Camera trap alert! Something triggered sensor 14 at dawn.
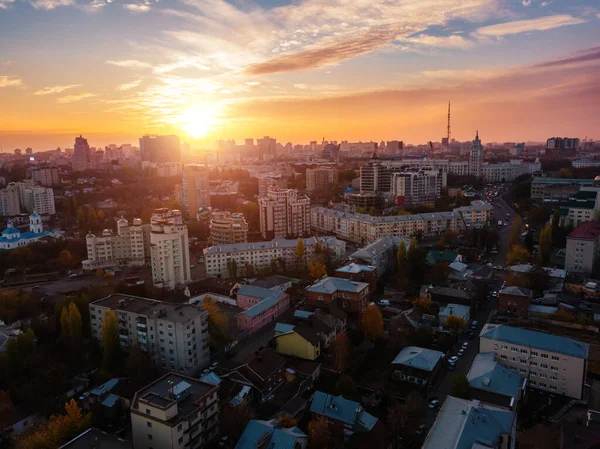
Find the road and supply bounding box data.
[489,193,520,267]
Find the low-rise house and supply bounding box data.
[249,275,293,292]
[479,324,589,399]
[422,396,516,449]
[467,353,524,409]
[438,303,470,325]
[59,428,132,448]
[184,278,241,298]
[391,346,444,387]
[349,236,410,280]
[421,285,475,309]
[236,286,290,335]
[275,324,321,360]
[281,308,346,348]
[335,263,377,292]
[426,250,462,266]
[498,286,533,318]
[305,277,370,316]
[234,419,308,449]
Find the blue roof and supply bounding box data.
[1,227,20,235]
[235,419,306,449]
[294,310,314,319]
[239,290,286,318]
[306,276,369,294]
[199,372,221,386]
[335,263,375,274]
[480,324,589,359]
[238,285,280,300]
[467,353,522,398]
[392,346,444,371]
[275,323,295,334]
[100,393,120,408]
[91,378,119,396]
[310,391,377,431]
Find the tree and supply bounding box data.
[407,239,427,284]
[386,392,426,436]
[87,207,98,229]
[446,315,467,333]
[451,374,471,399]
[67,303,83,343]
[97,209,105,224]
[308,415,330,449]
[60,307,71,341]
[101,310,120,368]
[538,223,552,266]
[226,259,238,278]
[413,297,434,314]
[335,375,359,401]
[361,304,383,341]
[508,216,522,250]
[439,229,458,247]
[203,297,230,349]
[411,327,433,347]
[77,207,86,229]
[59,249,73,268]
[506,245,530,266]
[397,240,407,279]
[429,260,449,285]
[558,167,573,178]
[331,332,350,372]
[295,238,305,270]
[277,257,286,273]
[307,261,327,279]
[244,263,255,278]
[220,402,256,442]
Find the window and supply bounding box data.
[520,358,527,364]
[550,375,558,381]
[541,353,549,359]
[539,382,547,388]
[510,366,516,371]
[511,357,516,362]
[551,355,560,361]
[501,345,508,350]
[550,385,557,391]
[541,363,548,369]
[148,435,153,440]
[501,355,507,360]
[551,366,558,372]
[169,349,174,354]
[520,368,527,374]
[179,437,184,444]
[540,373,547,379]
[511,346,518,352]
[147,422,152,428]
[530,380,537,385]
[530,371,537,377]
[178,423,182,431]
[146,409,151,415]
[520,349,528,354]
[531,361,538,367]
[531,351,538,357]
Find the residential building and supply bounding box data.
[257,175,286,198]
[426,250,462,266]
[130,372,219,449]
[258,187,310,239]
[305,277,370,316]
[344,192,386,212]
[150,209,191,289]
[479,324,589,399]
[306,167,338,193]
[257,136,276,160]
[208,211,248,246]
[59,428,132,448]
[274,323,321,360]
[83,217,151,271]
[281,308,346,348]
[249,275,293,292]
[234,419,308,449]
[140,134,181,163]
[467,353,524,409]
[349,236,410,279]
[390,168,446,207]
[335,263,377,292]
[182,165,210,218]
[72,135,93,171]
[438,303,470,325]
[184,278,241,298]
[573,159,600,169]
[566,222,600,275]
[469,131,483,177]
[547,137,579,150]
[236,285,290,335]
[559,191,600,228]
[422,396,516,449]
[531,177,599,202]
[421,286,475,309]
[311,206,462,245]
[0,212,53,250]
[454,201,494,229]
[21,185,55,215]
[32,167,60,186]
[203,236,345,278]
[90,294,209,374]
[0,184,20,216]
[391,346,444,386]
[498,286,533,318]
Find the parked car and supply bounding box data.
[449,363,456,371]
[461,342,469,350]
[429,400,440,409]
[471,320,478,329]
[378,299,391,306]
[458,349,465,357]
[448,356,459,364]
[416,425,428,436]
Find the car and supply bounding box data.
[448,356,459,364]
[218,436,229,448]
[448,363,456,371]
[378,299,391,306]
[458,349,465,356]
[462,342,469,349]
[31,285,40,290]
[201,369,210,375]
[491,291,498,297]
[69,273,78,278]
[429,400,440,409]
[471,320,478,329]
[210,362,218,370]
[198,257,205,263]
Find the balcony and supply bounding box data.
[136,322,147,329]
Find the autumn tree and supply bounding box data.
[439,229,458,247]
[429,260,450,285]
[508,216,522,250]
[446,315,467,333]
[295,238,305,270]
[226,259,238,278]
[308,415,330,449]
[220,402,256,442]
[506,245,530,266]
[87,207,98,230]
[308,261,327,280]
[331,332,350,372]
[538,223,552,266]
[59,249,73,268]
[361,304,383,341]
[452,374,471,399]
[203,297,230,348]
[77,207,86,230]
[413,297,434,314]
[397,240,407,279]
[386,392,426,437]
[101,310,121,368]
[97,209,105,224]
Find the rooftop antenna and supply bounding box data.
[446,101,451,147]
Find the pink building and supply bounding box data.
[236,285,290,335]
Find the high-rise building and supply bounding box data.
[72,135,92,171]
[306,168,338,193]
[391,168,447,207]
[469,131,483,178]
[566,221,600,276]
[130,372,219,449]
[140,135,181,163]
[208,211,248,246]
[89,294,210,376]
[22,185,55,215]
[257,136,276,160]
[0,185,21,216]
[32,167,60,186]
[150,209,191,289]
[259,187,311,239]
[25,148,33,155]
[547,137,580,149]
[182,166,210,218]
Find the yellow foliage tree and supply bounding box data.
[361,304,383,341]
[446,315,467,332]
[506,245,530,266]
[413,297,434,314]
[307,261,327,280]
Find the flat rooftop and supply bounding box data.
[92,294,206,323]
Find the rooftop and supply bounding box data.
[335,263,376,274]
[234,419,307,449]
[439,303,471,318]
[351,236,410,261]
[532,177,595,185]
[204,236,343,255]
[59,428,132,449]
[250,275,292,289]
[568,221,600,240]
[91,294,206,323]
[237,287,287,319]
[499,286,533,297]
[314,206,462,226]
[467,353,523,398]
[392,346,444,371]
[427,250,461,264]
[480,324,589,359]
[306,276,369,294]
[310,391,377,432]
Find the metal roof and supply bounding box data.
[306,276,369,294]
[234,419,307,449]
[310,391,377,431]
[238,289,286,319]
[392,346,444,371]
[467,353,522,398]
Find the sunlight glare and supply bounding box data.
[178,104,221,139]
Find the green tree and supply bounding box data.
[67,303,83,343]
[101,310,120,368]
[451,374,471,399]
[538,223,552,266]
[397,240,407,279]
[60,307,71,340]
[508,216,522,250]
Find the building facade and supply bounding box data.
[498,286,533,318]
[150,209,191,289]
[0,185,20,216]
[208,211,248,246]
[305,277,370,316]
[182,165,210,218]
[89,294,210,375]
[566,221,600,275]
[306,168,338,193]
[140,134,181,163]
[390,168,447,207]
[0,212,53,250]
[236,285,291,335]
[258,187,311,239]
[32,167,60,186]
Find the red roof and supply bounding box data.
[569,222,600,240]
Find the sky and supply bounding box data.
[0,0,599,150]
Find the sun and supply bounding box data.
[178,104,221,139]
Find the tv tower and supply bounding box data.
[446,101,451,146]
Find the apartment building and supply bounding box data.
[32,167,60,186]
[182,165,210,218]
[236,285,290,335]
[559,191,600,228]
[131,372,219,449]
[203,236,346,278]
[566,221,600,275]
[530,177,599,202]
[479,324,589,399]
[349,236,410,279]
[89,294,210,375]
[258,187,310,239]
[208,211,248,246]
[305,277,370,316]
[22,185,55,215]
[83,217,151,271]
[311,206,462,245]
[469,131,483,177]
[150,209,191,289]
[390,168,447,207]
[306,167,338,193]
[0,185,20,216]
[454,200,494,229]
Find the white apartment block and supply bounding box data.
[203,236,346,278]
[311,206,463,244]
[150,209,191,289]
[89,294,210,376]
[453,201,495,229]
[22,186,55,215]
[479,324,589,399]
[566,222,600,275]
[0,185,21,216]
[306,168,338,193]
[390,169,447,207]
[259,187,311,239]
[208,211,248,246]
[32,167,60,186]
[131,373,219,449]
[83,217,151,271]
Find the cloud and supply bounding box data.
[532,47,600,69]
[0,0,14,9]
[522,0,531,6]
[476,14,587,37]
[34,84,81,95]
[123,3,150,12]
[57,93,96,103]
[399,34,475,49]
[106,59,153,69]
[246,81,261,86]
[30,0,74,9]
[541,2,550,6]
[1,60,13,66]
[117,79,143,91]
[0,76,23,88]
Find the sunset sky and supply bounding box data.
[1,0,599,150]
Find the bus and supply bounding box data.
[124,276,145,287]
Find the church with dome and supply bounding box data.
[0,212,54,250]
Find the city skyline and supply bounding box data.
[1,0,599,149]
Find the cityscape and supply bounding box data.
[1,1,600,449]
